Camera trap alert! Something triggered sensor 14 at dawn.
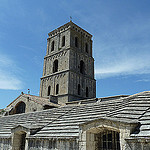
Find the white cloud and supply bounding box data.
[94,14,150,79]
[95,49,150,79]
[136,79,150,82]
[0,54,23,90]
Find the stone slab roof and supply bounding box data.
[1,91,150,139]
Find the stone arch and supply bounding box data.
[51,41,55,51]
[14,101,26,114]
[53,59,58,73]
[80,60,85,74]
[47,86,51,96]
[94,129,120,150]
[83,121,121,150]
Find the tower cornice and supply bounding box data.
[48,21,92,39]
[44,47,94,61]
[41,69,96,81]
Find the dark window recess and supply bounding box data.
[78,84,81,95]
[86,87,89,97]
[53,60,58,73]
[51,41,54,51]
[43,105,55,110]
[62,36,65,47]
[75,37,78,47]
[56,84,59,95]
[16,102,26,114]
[85,43,88,53]
[80,60,85,74]
[20,133,26,150]
[47,86,51,96]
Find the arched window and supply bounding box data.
[75,37,78,47]
[51,41,54,51]
[47,86,51,96]
[86,87,89,97]
[15,102,26,114]
[62,36,65,47]
[80,60,85,74]
[78,84,81,95]
[53,60,58,73]
[96,130,120,150]
[85,43,88,53]
[56,84,59,95]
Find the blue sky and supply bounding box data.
[1,0,150,108]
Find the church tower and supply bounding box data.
[40,21,96,104]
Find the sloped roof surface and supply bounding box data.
[0,91,150,139]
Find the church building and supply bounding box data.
[0,21,150,150]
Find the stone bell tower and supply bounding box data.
[39,21,96,104]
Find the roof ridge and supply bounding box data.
[24,94,48,100]
[22,94,59,107]
[138,107,150,120]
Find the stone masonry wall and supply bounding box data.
[69,72,96,99]
[40,72,69,98]
[79,119,137,150]
[125,139,150,150]
[0,138,11,150]
[7,95,43,115]
[28,138,79,150]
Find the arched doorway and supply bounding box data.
[13,131,26,150]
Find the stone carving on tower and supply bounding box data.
[39,21,96,104]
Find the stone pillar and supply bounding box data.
[79,130,86,150]
[120,128,130,150]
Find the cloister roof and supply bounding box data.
[0,91,150,139]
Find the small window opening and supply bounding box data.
[80,60,85,74]
[78,84,81,95]
[85,43,88,53]
[75,37,78,47]
[53,60,58,73]
[43,105,55,110]
[51,41,54,51]
[47,86,51,96]
[86,87,89,97]
[56,84,59,95]
[62,36,65,47]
